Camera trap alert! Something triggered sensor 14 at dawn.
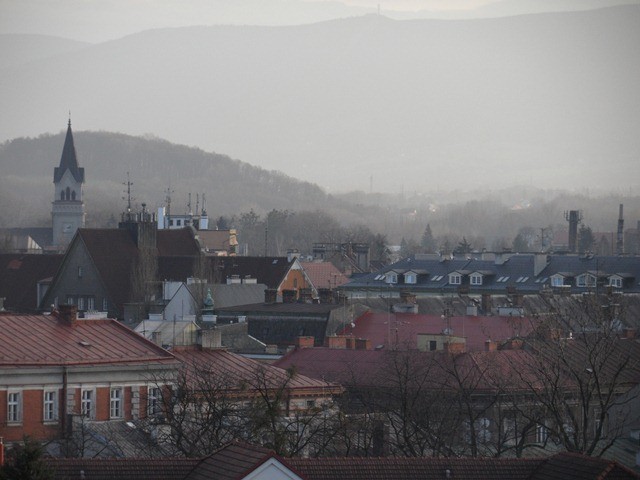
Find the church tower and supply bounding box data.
[52,120,85,249]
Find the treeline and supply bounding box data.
[1,131,639,255]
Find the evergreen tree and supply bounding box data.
[0,438,53,480]
[420,224,436,253]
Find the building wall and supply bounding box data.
[41,239,113,316]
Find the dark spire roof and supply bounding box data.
[54,120,85,183]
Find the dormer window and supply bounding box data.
[550,275,565,287]
[404,272,417,284]
[576,273,596,288]
[470,273,483,286]
[385,272,398,284]
[609,276,622,288]
[449,273,462,285]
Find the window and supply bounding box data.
[81,389,94,418]
[536,423,548,443]
[404,273,417,284]
[385,273,398,284]
[71,190,76,200]
[551,276,564,287]
[44,390,57,422]
[77,296,84,310]
[102,298,108,311]
[577,274,596,288]
[148,387,161,416]
[77,266,83,278]
[449,273,461,285]
[609,277,622,288]
[470,274,482,285]
[87,296,95,311]
[65,187,70,200]
[110,387,123,418]
[306,399,316,409]
[7,391,22,423]
[66,296,75,305]
[429,340,438,351]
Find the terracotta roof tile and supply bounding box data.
[0,313,175,366]
[46,457,198,480]
[172,347,342,395]
[288,456,543,480]
[185,441,277,480]
[301,262,349,290]
[339,311,534,351]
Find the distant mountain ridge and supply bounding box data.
[0,130,367,227]
[1,6,639,193]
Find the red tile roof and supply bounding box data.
[530,451,640,480]
[184,441,283,480]
[0,313,176,367]
[339,311,534,350]
[301,262,349,290]
[275,347,544,394]
[46,457,199,480]
[172,347,343,396]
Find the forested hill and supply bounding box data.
[0,130,357,226]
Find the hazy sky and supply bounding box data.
[0,0,522,42]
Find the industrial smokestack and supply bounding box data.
[565,210,581,253]
[617,204,624,255]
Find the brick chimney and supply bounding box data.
[282,289,297,303]
[445,341,466,354]
[57,304,78,325]
[295,336,315,348]
[484,340,497,352]
[399,291,417,304]
[264,289,278,304]
[318,288,333,304]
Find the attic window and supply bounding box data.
[78,340,91,347]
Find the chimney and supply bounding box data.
[485,340,497,352]
[282,289,297,304]
[318,288,333,304]
[264,289,278,304]
[151,331,163,346]
[355,338,371,350]
[200,328,222,349]
[481,294,492,315]
[295,336,315,348]
[445,341,465,354]
[58,304,78,325]
[400,291,417,304]
[326,335,348,349]
[299,288,313,303]
[617,204,624,255]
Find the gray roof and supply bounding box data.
[342,253,640,294]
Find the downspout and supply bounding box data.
[61,365,68,438]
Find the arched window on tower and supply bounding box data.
[65,187,70,200]
[71,190,76,200]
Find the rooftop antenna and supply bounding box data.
[68,110,71,127]
[195,193,200,216]
[164,186,174,229]
[122,172,134,214]
[201,193,207,215]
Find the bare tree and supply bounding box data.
[513,293,640,456]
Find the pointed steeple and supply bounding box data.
[54,119,85,183]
